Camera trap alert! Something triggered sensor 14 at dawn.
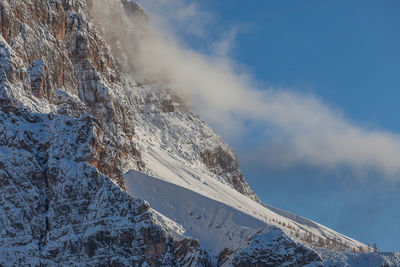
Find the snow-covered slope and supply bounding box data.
[0,0,399,266]
[125,170,400,266]
[126,170,322,266]
[121,77,400,266]
[122,79,400,265]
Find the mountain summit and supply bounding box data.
[0,0,398,266]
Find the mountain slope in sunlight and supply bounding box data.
[0,0,399,266]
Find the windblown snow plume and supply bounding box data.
[92,0,400,178]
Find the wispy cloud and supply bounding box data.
[93,0,400,178]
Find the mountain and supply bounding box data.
[0,0,398,266]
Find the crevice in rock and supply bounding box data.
[38,166,50,263]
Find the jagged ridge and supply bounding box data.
[0,0,209,265]
[0,0,399,266]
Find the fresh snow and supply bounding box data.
[126,170,267,264]
[123,82,382,265]
[125,166,400,266]
[125,144,365,250]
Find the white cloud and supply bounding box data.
[94,0,400,178]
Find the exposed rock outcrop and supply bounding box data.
[0,0,209,265]
[88,0,260,202]
[1,1,398,267]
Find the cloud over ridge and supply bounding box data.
[93,0,400,178]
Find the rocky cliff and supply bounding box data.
[0,0,399,267]
[0,0,210,265]
[88,0,260,203]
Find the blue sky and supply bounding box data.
[137,0,400,252]
[213,0,400,132]
[216,0,400,251]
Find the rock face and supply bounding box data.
[230,228,322,267]
[0,0,142,190]
[0,0,398,267]
[0,0,209,265]
[89,0,260,203]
